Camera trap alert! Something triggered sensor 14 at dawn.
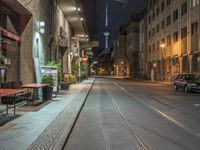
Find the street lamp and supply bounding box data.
[160,44,165,81]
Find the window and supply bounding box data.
[156,24,160,33]
[153,43,155,52]
[161,20,165,29]
[173,31,178,42]
[191,22,198,35]
[149,30,151,38]
[149,46,152,53]
[152,12,155,20]
[173,9,178,21]
[167,15,171,26]
[156,41,160,50]
[152,27,155,36]
[181,2,187,16]
[149,15,151,24]
[167,35,171,45]
[181,27,187,39]
[166,0,171,6]
[161,1,165,11]
[156,7,160,16]
[161,38,165,44]
[192,0,199,8]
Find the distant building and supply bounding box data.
[113,27,130,76]
[126,12,145,78]
[139,10,148,79]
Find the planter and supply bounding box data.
[42,86,53,100]
[60,83,70,90]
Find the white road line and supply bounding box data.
[113,81,200,141]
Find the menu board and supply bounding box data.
[41,66,58,92]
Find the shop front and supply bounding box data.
[0,28,20,81]
[0,0,31,82]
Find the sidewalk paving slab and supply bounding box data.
[0,78,94,150]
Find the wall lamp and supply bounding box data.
[39,21,45,34]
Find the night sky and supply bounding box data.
[98,0,147,48]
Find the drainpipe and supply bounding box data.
[17,41,21,81]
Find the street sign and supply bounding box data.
[172,57,177,65]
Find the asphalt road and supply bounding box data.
[63,78,200,150]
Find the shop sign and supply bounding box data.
[81,57,88,62]
[172,57,177,65]
[4,58,11,65]
[0,27,20,42]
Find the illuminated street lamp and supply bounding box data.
[160,44,165,81]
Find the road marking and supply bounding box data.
[193,104,200,107]
[113,81,200,141]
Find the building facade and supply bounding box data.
[126,13,145,78]
[139,12,148,79]
[147,0,200,81]
[0,0,75,84]
[113,29,130,76]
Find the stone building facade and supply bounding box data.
[113,29,130,76]
[147,0,200,81]
[126,13,145,78]
[0,0,73,84]
[139,12,148,79]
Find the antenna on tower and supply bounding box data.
[105,1,108,26]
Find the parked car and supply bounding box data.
[174,74,200,92]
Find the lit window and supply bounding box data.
[173,31,178,42]
[167,35,171,45]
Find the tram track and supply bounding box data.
[112,81,200,141]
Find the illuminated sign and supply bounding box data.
[0,27,20,42]
[81,57,88,62]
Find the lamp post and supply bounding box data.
[160,44,165,81]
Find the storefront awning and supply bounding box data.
[1,0,32,36]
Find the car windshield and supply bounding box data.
[184,74,199,80]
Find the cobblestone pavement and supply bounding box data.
[27,88,90,150]
[0,79,94,150]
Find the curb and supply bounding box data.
[53,78,95,150]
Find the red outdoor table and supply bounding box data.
[21,83,48,88]
[21,83,48,101]
[0,89,25,115]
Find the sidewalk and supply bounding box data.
[0,78,94,150]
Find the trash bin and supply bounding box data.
[42,86,53,100]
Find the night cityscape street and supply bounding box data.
[1,0,200,150]
[65,78,200,150]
